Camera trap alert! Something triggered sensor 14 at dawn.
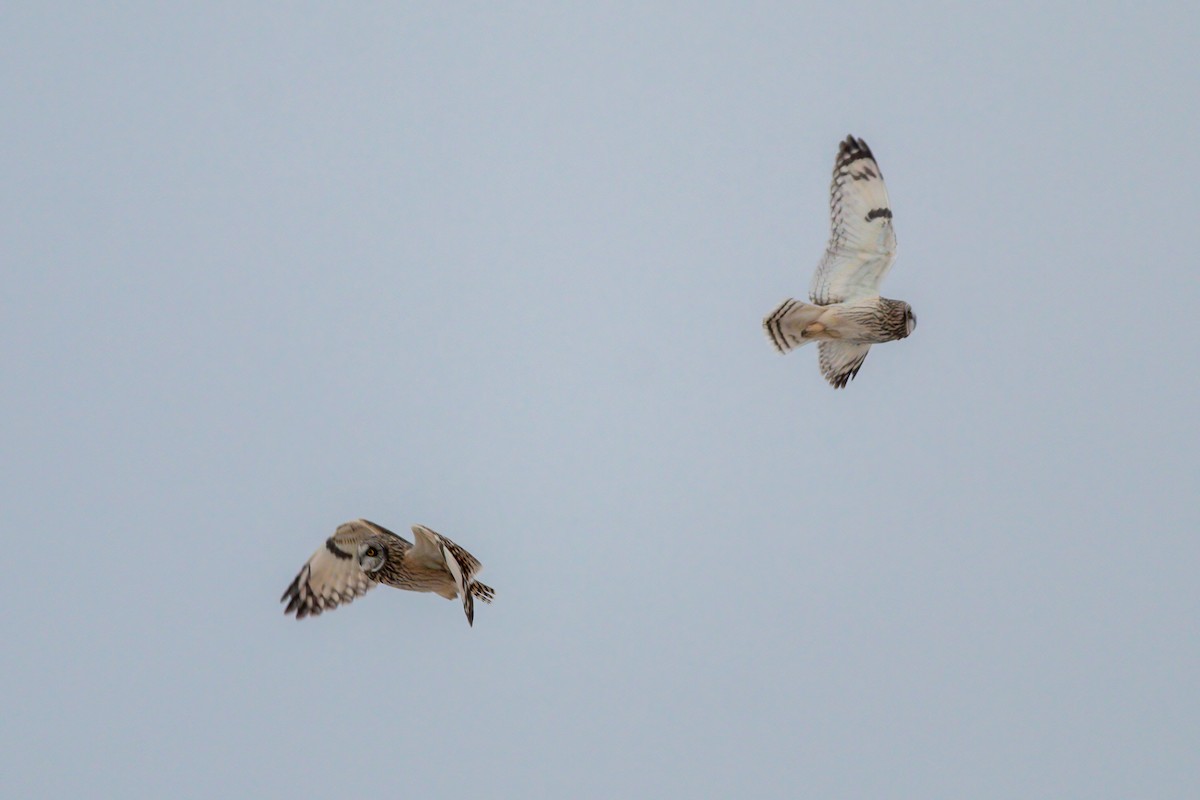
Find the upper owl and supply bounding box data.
[763,136,916,388]
[281,519,494,626]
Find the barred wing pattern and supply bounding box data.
[280,523,389,619]
[818,341,871,389]
[809,136,897,305]
[410,524,493,626]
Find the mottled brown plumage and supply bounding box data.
[281,519,494,625]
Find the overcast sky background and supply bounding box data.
[3,3,1198,798]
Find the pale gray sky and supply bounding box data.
[3,3,1198,798]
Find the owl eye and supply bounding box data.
[358,543,386,572]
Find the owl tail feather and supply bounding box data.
[763,298,823,354]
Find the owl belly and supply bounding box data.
[383,562,459,598]
[821,301,897,344]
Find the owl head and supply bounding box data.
[904,305,917,338]
[357,540,388,573]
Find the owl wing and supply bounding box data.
[411,524,485,626]
[818,341,872,389]
[281,521,381,619]
[809,136,897,305]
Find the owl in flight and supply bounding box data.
[281,519,495,625]
[763,135,916,388]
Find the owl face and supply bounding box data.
[905,306,917,337]
[357,540,387,573]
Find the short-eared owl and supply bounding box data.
[281,519,495,625]
[763,136,916,388]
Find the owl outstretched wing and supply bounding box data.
[818,341,872,389]
[809,136,898,305]
[281,521,384,619]
[410,524,491,626]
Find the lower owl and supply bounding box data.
[281,518,494,626]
